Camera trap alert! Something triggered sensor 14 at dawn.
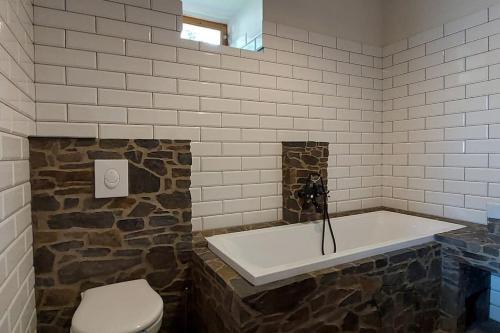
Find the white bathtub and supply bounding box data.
[206,210,465,286]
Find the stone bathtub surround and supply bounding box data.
[192,228,442,333]
[435,224,500,332]
[29,138,192,333]
[282,142,329,223]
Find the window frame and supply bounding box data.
[182,16,228,46]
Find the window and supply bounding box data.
[181,16,228,45]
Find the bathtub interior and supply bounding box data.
[206,210,465,285]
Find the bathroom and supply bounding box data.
[3,0,500,331]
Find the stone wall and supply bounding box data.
[282,142,329,223]
[29,138,192,333]
[435,225,500,332]
[192,239,442,332]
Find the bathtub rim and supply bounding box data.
[206,209,467,286]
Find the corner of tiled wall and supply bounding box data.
[381,3,500,225]
[0,0,37,331]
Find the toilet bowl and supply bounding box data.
[71,279,163,333]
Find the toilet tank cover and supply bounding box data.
[71,279,163,333]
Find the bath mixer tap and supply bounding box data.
[298,173,337,255]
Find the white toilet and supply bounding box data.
[71,279,163,333]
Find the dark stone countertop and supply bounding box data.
[435,222,500,258]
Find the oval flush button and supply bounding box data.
[104,168,120,189]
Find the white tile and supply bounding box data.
[96,17,151,42]
[221,55,259,72]
[35,6,95,33]
[36,103,67,121]
[36,45,96,68]
[178,80,220,97]
[426,59,465,79]
[466,139,500,153]
[36,84,96,104]
[128,108,177,125]
[68,68,126,89]
[409,52,443,71]
[179,111,220,127]
[444,206,485,223]
[34,26,65,47]
[222,84,259,101]
[154,126,200,140]
[223,113,259,128]
[394,45,425,64]
[409,78,443,95]
[37,122,97,137]
[445,153,488,167]
[241,73,276,89]
[467,79,500,98]
[259,61,292,77]
[200,67,240,85]
[445,38,488,61]
[151,0,182,15]
[323,47,349,62]
[466,168,500,182]
[68,105,126,123]
[126,74,176,93]
[445,96,488,114]
[66,0,125,20]
[427,86,465,104]
[260,89,292,104]
[467,19,500,42]
[293,41,322,57]
[35,64,65,84]
[445,67,488,88]
[445,125,488,140]
[98,53,151,75]
[393,70,425,87]
[241,101,276,115]
[277,50,308,67]
[66,30,125,55]
[99,88,151,108]
[153,61,199,80]
[125,5,176,30]
[201,98,240,113]
[426,191,464,207]
[426,31,465,54]
[467,48,500,70]
[126,40,175,61]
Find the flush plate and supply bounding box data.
[95,160,128,198]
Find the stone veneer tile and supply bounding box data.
[30,138,192,333]
[191,237,442,332]
[282,142,329,223]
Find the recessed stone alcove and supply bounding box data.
[282,141,329,223]
[30,138,192,333]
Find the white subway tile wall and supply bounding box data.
[382,5,500,225]
[0,0,37,331]
[31,1,500,233]
[33,0,385,231]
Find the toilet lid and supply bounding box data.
[71,279,163,333]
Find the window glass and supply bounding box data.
[181,23,222,45]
